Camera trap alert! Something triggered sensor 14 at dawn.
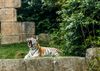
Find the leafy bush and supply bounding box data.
[17,0,100,56]
[50,0,100,56]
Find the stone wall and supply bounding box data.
[1,22,35,44]
[0,0,21,44]
[0,0,21,8]
[19,22,35,42]
[0,8,17,21]
[0,0,35,44]
[0,57,87,71]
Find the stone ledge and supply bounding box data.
[0,57,87,71]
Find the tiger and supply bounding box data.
[24,37,60,59]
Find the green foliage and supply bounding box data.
[17,0,60,34]
[50,0,100,56]
[17,0,100,56]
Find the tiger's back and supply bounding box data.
[40,47,60,57]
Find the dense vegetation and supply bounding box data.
[17,0,60,34]
[49,0,100,56]
[17,0,100,57]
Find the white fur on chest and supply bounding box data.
[24,49,40,59]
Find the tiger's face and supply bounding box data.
[27,37,38,48]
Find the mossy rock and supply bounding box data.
[15,51,26,59]
[38,33,50,46]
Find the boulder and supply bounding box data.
[86,48,100,71]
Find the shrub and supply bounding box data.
[50,0,100,56]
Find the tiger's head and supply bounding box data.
[27,37,38,48]
[26,36,40,49]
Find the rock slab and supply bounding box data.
[0,57,87,71]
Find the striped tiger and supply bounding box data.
[24,37,60,59]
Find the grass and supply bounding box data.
[0,42,29,59]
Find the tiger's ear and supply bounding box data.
[36,35,39,41]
